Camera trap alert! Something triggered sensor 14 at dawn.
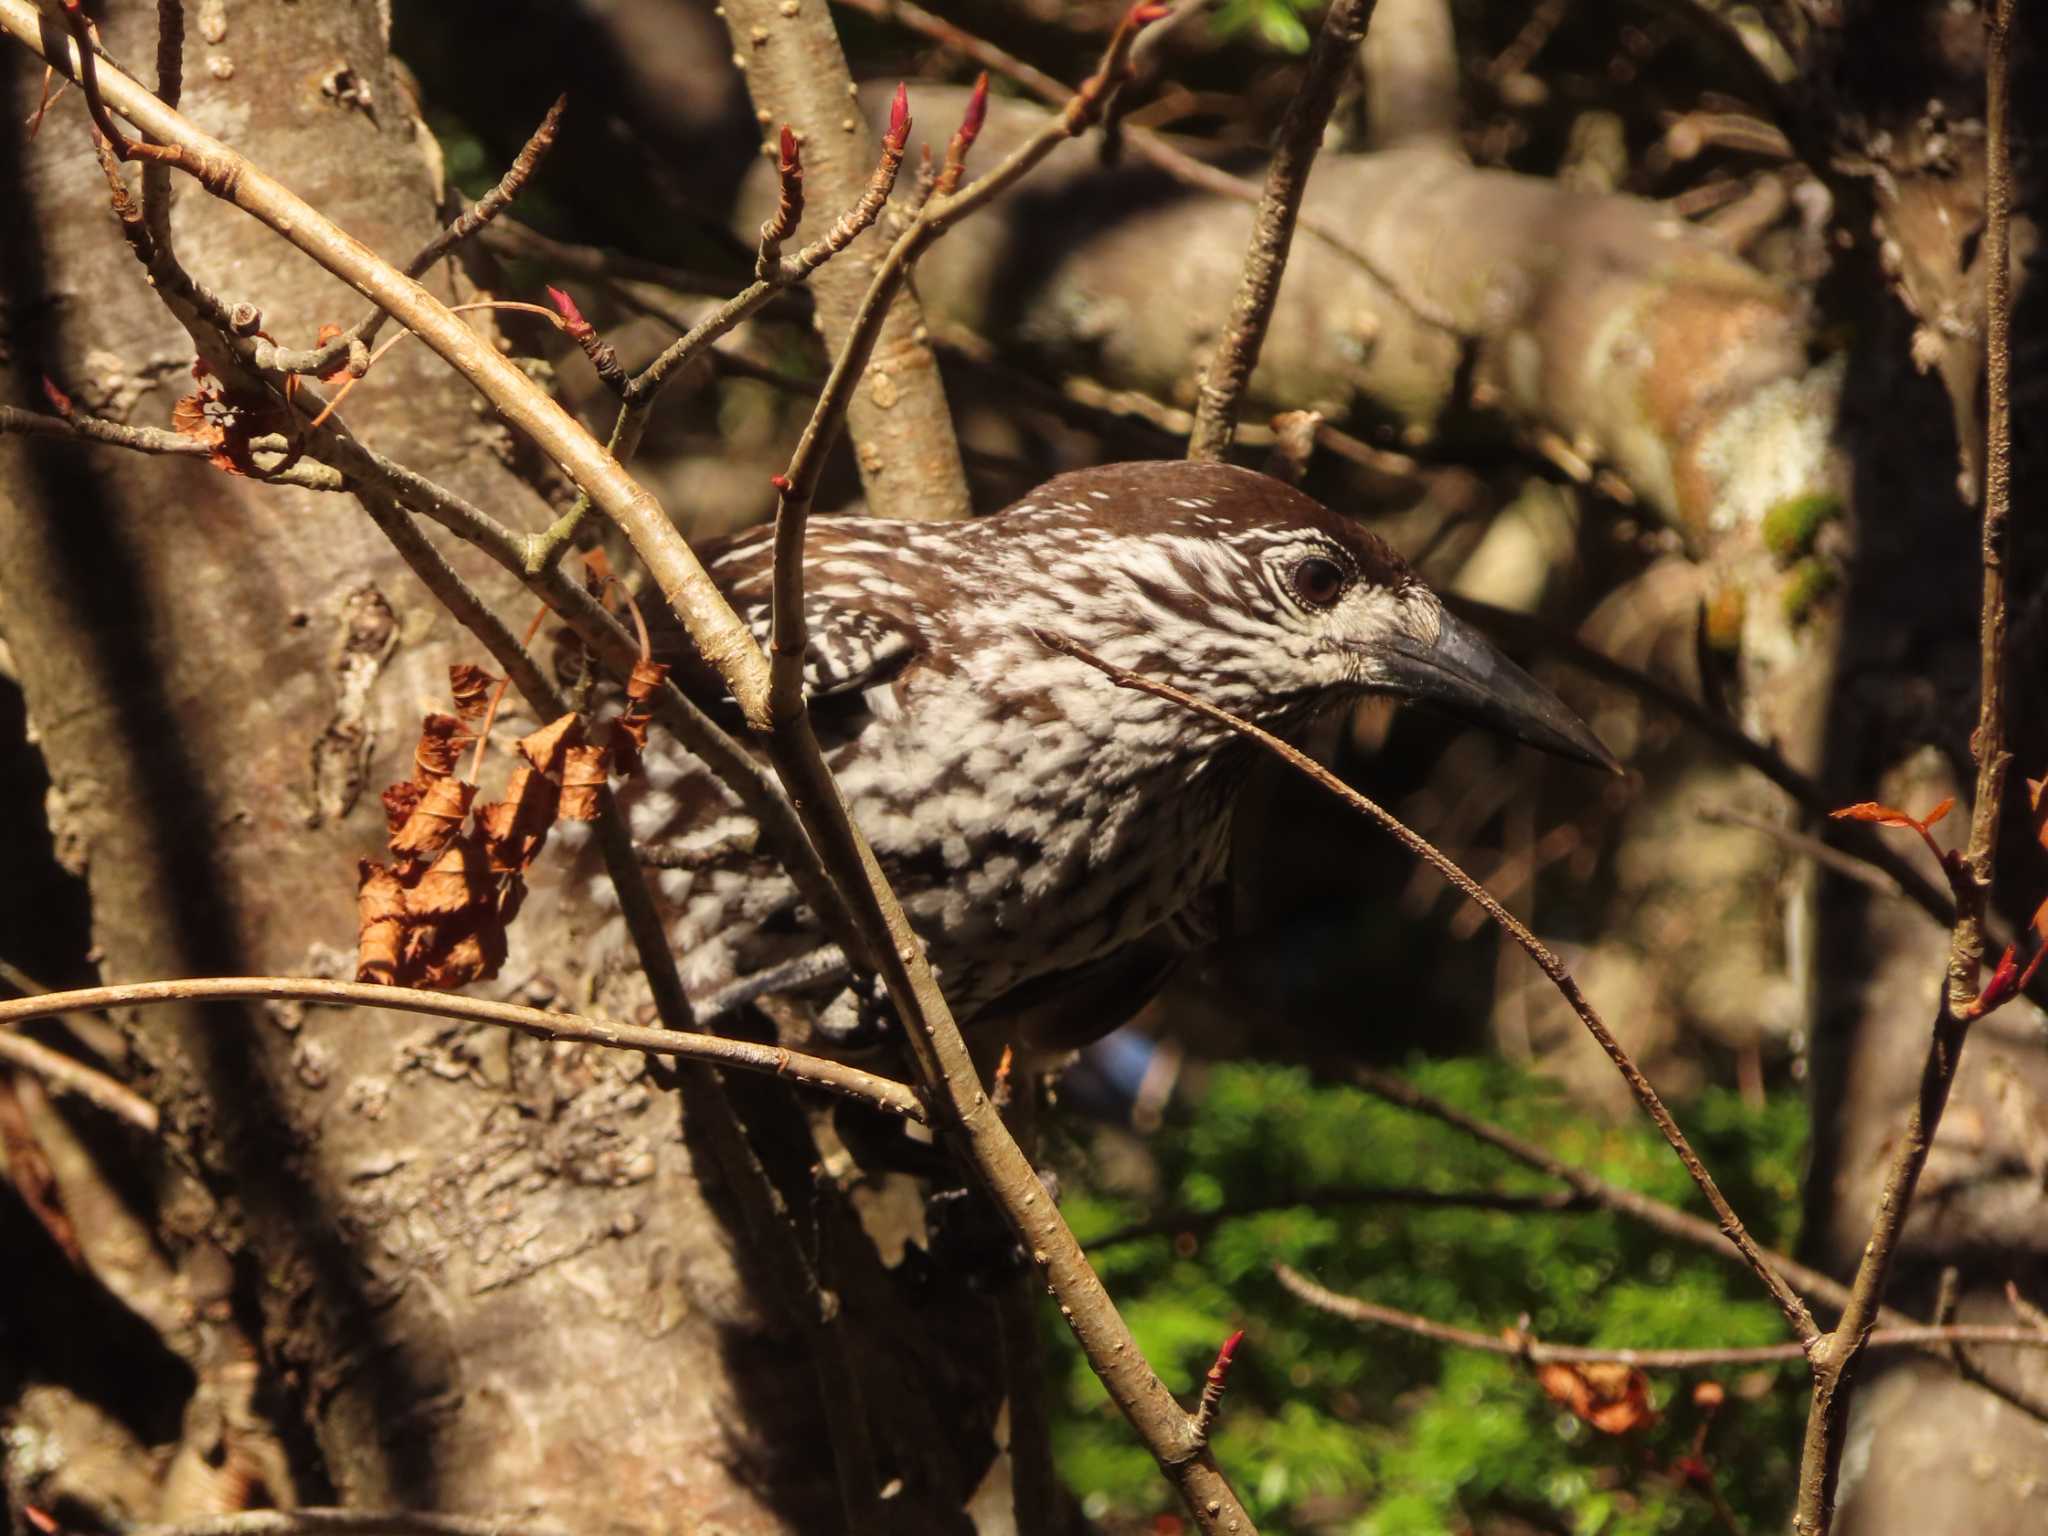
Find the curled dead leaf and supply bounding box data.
[413,714,472,781]
[389,775,476,863]
[1536,1360,1655,1435]
[448,662,504,723]
[381,779,424,840]
[560,742,610,821]
[518,713,584,776]
[355,859,407,984]
[477,763,560,871]
[625,657,670,703]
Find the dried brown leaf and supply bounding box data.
[415,921,507,991]
[477,763,561,872]
[518,713,585,775]
[624,657,670,704]
[355,859,407,984]
[381,779,424,840]
[560,742,610,821]
[414,713,472,781]
[407,833,494,919]
[1537,1361,1655,1435]
[389,775,476,863]
[609,714,648,777]
[448,662,503,723]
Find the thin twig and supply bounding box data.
[1036,630,1819,1348]
[1448,596,1961,930]
[516,100,910,575]
[1792,9,2018,1528]
[829,0,1457,330]
[757,11,1259,1532]
[0,979,925,1123]
[1695,803,1904,898]
[1349,1067,1899,1328]
[0,405,340,489]
[1190,1329,1245,1445]
[0,1,774,726]
[273,96,570,377]
[1275,1265,2048,1370]
[1087,1182,1588,1250]
[1186,0,1378,459]
[0,1024,157,1132]
[123,1513,568,1536]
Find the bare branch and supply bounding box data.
[1792,5,2019,1529]
[1187,0,1379,460]
[0,1023,157,1132]
[0,0,775,726]
[0,979,925,1124]
[125,1513,567,1536]
[829,0,1454,329]
[754,12,1259,1531]
[1277,1265,2048,1370]
[1350,1067,1897,1328]
[1036,630,1819,1347]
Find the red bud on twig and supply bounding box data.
[886,83,912,156]
[41,376,75,419]
[1967,944,2024,1019]
[779,123,800,178]
[936,73,991,197]
[545,285,590,337]
[1191,1327,1245,1444]
[961,71,989,147]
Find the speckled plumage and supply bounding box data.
[603,459,1558,1043]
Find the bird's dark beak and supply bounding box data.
[1374,610,1622,773]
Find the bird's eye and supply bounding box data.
[1290,556,1347,609]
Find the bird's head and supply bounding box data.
[1011,461,1620,773]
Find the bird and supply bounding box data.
[603,459,1616,1049]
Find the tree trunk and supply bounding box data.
[0,6,845,1528]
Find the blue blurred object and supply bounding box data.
[1061,1025,1183,1131]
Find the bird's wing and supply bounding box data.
[676,521,927,705]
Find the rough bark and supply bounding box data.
[718,0,973,521]
[1799,5,2048,1527]
[0,6,842,1528]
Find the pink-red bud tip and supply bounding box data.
[778,124,800,174]
[770,473,792,493]
[40,376,74,417]
[1980,945,2023,1012]
[1211,1328,1245,1374]
[1129,2,1172,23]
[886,83,911,151]
[545,285,588,333]
[960,71,989,145]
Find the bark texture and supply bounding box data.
[718,0,973,521]
[0,6,841,1529]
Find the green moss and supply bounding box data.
[1760,493,1842,563]
[1782,558,1840,624]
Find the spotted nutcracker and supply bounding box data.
[602,459,1616,1046]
